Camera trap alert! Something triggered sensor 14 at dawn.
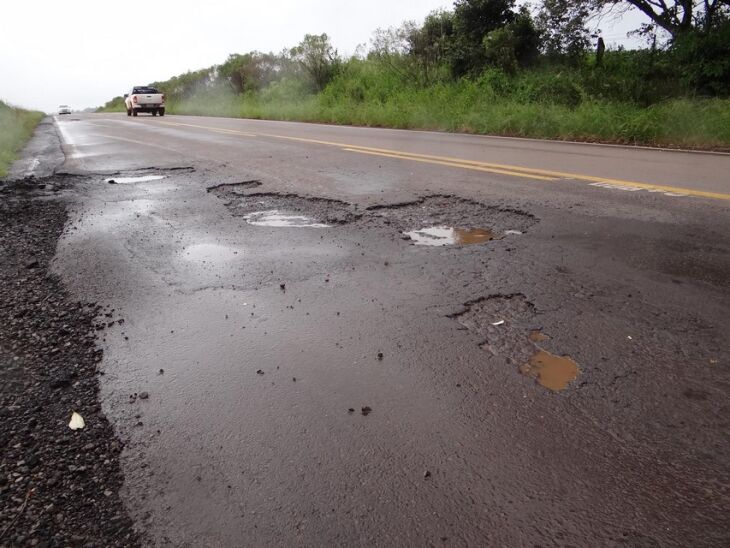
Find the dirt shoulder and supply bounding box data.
[0,176,139,546]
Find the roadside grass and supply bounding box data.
[166,89,730,150]
[0,100,44,177]
[98,58,730,150]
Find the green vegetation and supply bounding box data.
[0,100,44,177]
[99,0,730,149]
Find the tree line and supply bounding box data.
[101,0,729,111]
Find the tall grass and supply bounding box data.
[0,100,44,177]
[167,83,730,149]
[103,55,730,149]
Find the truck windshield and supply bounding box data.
[133,87,159,94]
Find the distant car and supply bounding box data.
[58,105,71,115]
[124,86,165,117]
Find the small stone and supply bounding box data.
[347,408,355,414]
[361,406,372,416]
[280,283,286,291]
[256,369,264,375]
[158,368,164,375]
[424,470,431,479]
[139,392,149,400]
[377,352,384,360]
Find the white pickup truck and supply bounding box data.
[124,86,165,117]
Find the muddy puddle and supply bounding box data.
[520,350,579,392]
[405,226,497,246]
[452,295,580,392]
[243,210,330,228]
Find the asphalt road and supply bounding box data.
[32,113,730,545]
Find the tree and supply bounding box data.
[537,0,593,59]
[407,10,455,82]
[585,0,729,39]
[451,0,518,75]
[483,7,541,72]
[484,27,519,73]
[290,34,340,91]
[218,53,282,94]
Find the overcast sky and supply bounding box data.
[1,0,647,113]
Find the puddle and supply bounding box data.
[520,350,579,392]
[243,210,330,228]
[405,226,498,246]
[105,175,166,184]
[181,243,241,263]
[529,330,549,343]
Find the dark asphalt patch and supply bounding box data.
[0,176,139,546]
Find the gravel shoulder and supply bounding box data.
[0,176,139,547]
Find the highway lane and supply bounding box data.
[62,112,730,199]
[45,113,730,546]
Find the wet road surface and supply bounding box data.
[43,114,730,545]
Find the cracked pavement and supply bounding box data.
[7,113,730,546]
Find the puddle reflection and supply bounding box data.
[405,226,497,246]
[243,210,330,228]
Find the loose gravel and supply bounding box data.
[0,176,139,547]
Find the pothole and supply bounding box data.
[451,294,580,392]
[243,210,330,228]
[105,175,166,184]
[209,186,359,226]
[370,195,536,244]
[405,226,498,246]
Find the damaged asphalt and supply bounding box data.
[1,113,729,546]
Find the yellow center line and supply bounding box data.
[145,121,729,201]
[343,148,557,181]
[159,120,256,137]
[260,133,730,201]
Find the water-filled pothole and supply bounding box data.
[243,210,330,228]
[370,195,536,241]
[520,350,579,392]
[105,175,166,184]
[405,226,498,246]
[450,294,580,392]
[209,187,359,226]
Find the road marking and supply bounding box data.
[589,181,688,197]
[343,148,557,180]
[159,121,255,137]
[259,133,730,201]
[129,119,730,201]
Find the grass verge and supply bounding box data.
[163,90,730,150]
[0,100,45,177]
